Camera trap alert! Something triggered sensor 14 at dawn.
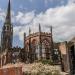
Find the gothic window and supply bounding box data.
[42,43,45,58]
[42,39,50,59]
[35,43,40,59]
[36,43,39,53]
[31,39,37,60]
[32,39,36,52]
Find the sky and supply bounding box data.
[0,0,75,47]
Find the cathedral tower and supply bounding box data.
[1,0,13,51]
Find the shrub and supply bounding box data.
[41,59,53,65]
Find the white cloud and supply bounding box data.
[14,3,75,43]
[68,0,75,4]
[0,8,6,45]
[32,3,75,42]
[0,0,74,45]
[13,25,29,41]
[15,11,35,25]
[0,8,5,22]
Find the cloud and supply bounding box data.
[32,3,75,41]
[13,11,35,41]
[0,8,6,45]
[68,0,75,4]
[15,11,35,25]
[0,8,5,22]
[14,2,75,43]
[0,0,75,47]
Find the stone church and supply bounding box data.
[0,0,24,66]
[24,27,56,63]
[0,0,75,75]
[0,0,60,66]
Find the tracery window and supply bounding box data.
[31,39,37,60]
[42,39,50,59]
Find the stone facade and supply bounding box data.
[67,38,75,75]
[59,42,70,73]
[24,32,61,63]
[0,0,72,75]
[0,0,60,65]
[0,0,24,67]
[1,0,13,51]
[24,32,52,63]
[58,39,75,75]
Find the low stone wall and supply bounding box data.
[2,62,69,75]
[0,66,22,75]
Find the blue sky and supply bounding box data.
[0,0,68,12]
[0,0,75,47]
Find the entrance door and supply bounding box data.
[70,45,75,74]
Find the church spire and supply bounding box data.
[39,23,41,33]
[1,0,13,51]
[5,0,11,24]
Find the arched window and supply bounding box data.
[31,39,37,60]
[42,39,50,59]
[32,39,36,52]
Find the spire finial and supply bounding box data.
[5,0,11,24]
[39,23,41,32]
[50,26,52,34]
[29,27,31,35]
